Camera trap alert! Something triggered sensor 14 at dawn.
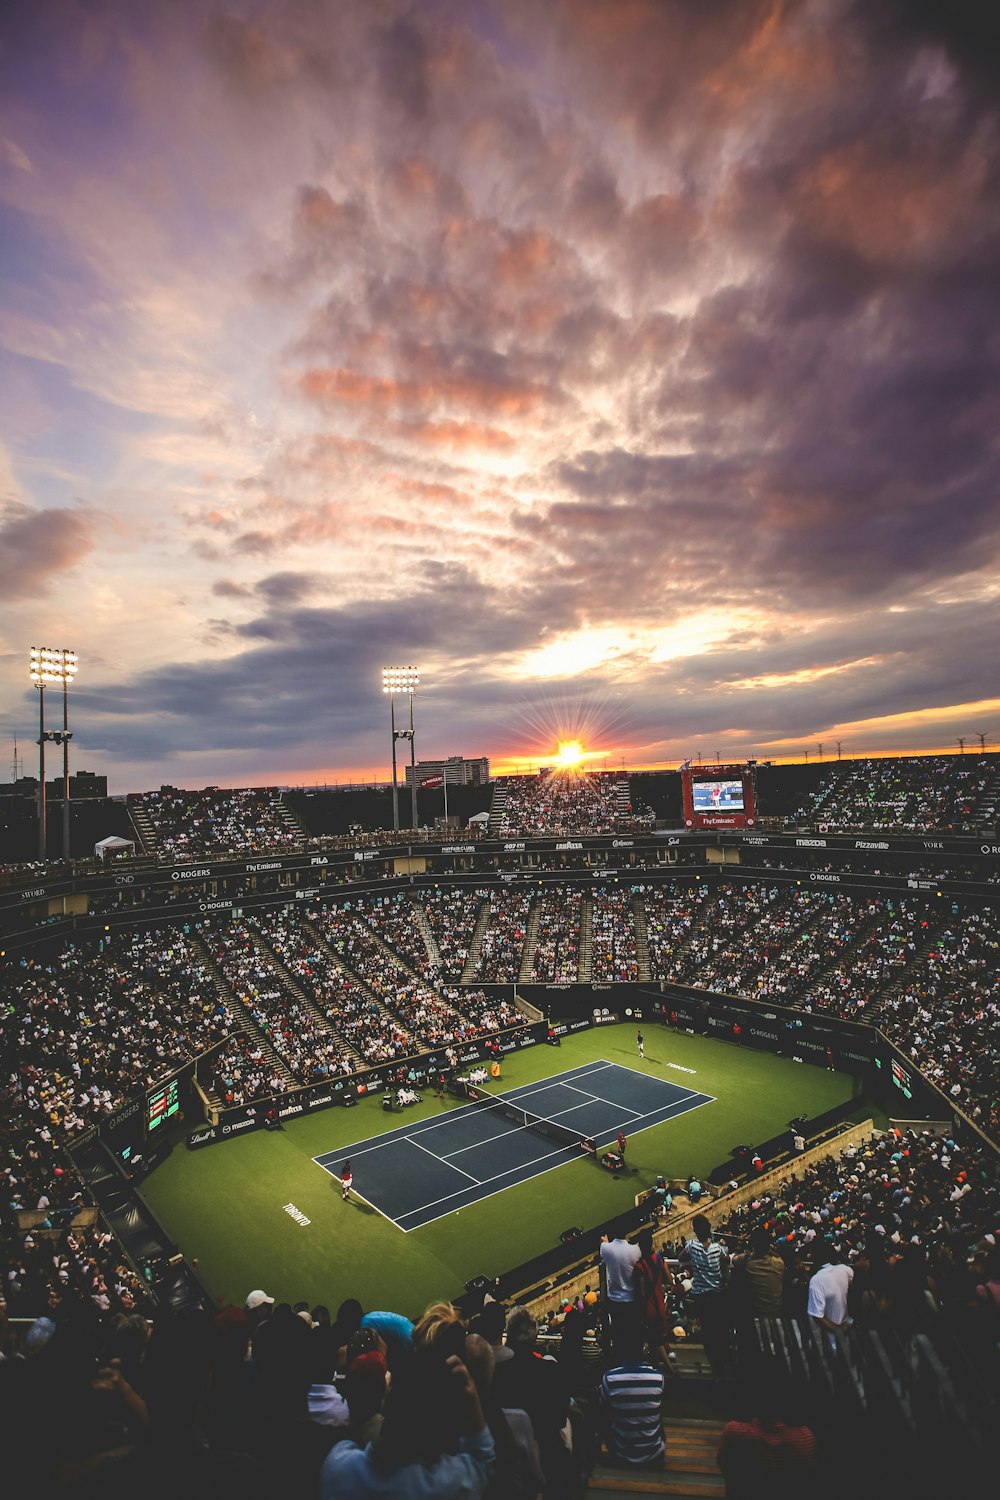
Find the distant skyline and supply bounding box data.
[2,1,1000,794]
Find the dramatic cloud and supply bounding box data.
[1,0,999,790]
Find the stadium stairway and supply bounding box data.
[409,895,443,972]
[518,895,543,982]
[187,932,297,1089]
[461,895,492,981]
[633,894,652,982]
[586,1415,725,1499]
[579,893,594,981]
[126,797,158,855]
[487,779,509,836]
[245,921,366,1072]
[274,790,307,847]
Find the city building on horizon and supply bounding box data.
[404,755,490,789]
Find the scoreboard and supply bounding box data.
[681,763,757,830]
[147,1077,180,1134]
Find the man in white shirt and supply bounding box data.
[807,1241,853,1350]
[600,1233,641,1357]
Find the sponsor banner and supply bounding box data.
[555,841,583,850]
[592,1011,621,1025]
[612,839,634,848]
[295,888,320,899]
[796,837,827,847]
[246,861,282,873]
[811,873,841,883]
[504,842,526,852]
[187,1126,219,1149]
[442,844,477,854]
[310,855,329,866]
[171,867,212,881]
[855,840,889,850]
[355,850,384,861]
[420,774,444,789]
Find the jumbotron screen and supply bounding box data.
[147,1077,180,1134]
[691,779,745,813]
[681,763,756,829]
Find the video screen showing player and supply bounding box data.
[691,779,745,813]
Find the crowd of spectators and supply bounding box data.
[252,906,416,1067]
[418,886,489,978]
[308,903,521,1052]
[5,873,1000,1149]
[589,887,639,982]
[3,1119,997,1496]
[785,754,1000,834]
[203,919,352,1086]
[491,770,650,838]
[530,888,582,982]
[6,929,231,1134]
[472,889,535,981]
[204,1033,290,1109]
[877,907,1000,1140]
[129,786,304,857]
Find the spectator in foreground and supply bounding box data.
[493,1305,575,1497]
[599,1326,665,1468]
[717,1369,818,1498]
[319,1303,494,1498]
[680,1215,732,1378]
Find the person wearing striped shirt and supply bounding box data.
[680,1214,732,1377]
[599,1328,665,1468]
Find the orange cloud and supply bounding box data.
[393,418,515,449]
[300,365,551,417]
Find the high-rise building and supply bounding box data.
[405,755,490,788]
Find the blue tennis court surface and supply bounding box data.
[313,1059,714,1231]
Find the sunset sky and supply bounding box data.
[2,0,999,793]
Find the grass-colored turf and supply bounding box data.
[139,1024,864,1318]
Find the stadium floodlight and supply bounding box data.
[29,647,78,860]
[381,667,419,831]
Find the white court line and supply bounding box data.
[312,1059,618,1166]
[558,1080,643,1117]
[413,1135,481,1183]
[397,1139,575,1222]
[398,1092,716,1228]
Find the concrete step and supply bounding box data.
[587,1417,725,1498]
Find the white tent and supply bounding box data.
[94,835,136,860]
[468,811,490,827]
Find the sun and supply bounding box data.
[555,740,585,769]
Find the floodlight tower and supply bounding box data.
[382,666,419,830]
[29,646,78,860]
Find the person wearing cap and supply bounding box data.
[245,1288,274,1352]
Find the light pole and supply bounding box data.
[29,646,77,860]
[382,667,419,831]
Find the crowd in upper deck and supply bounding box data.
[783,754,999,834]
[129,786,304,857]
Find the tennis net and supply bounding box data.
[460,1081,589,1152]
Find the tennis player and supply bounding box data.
[341,1160,353,1201]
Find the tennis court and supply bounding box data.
[313,1058,714,1230]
